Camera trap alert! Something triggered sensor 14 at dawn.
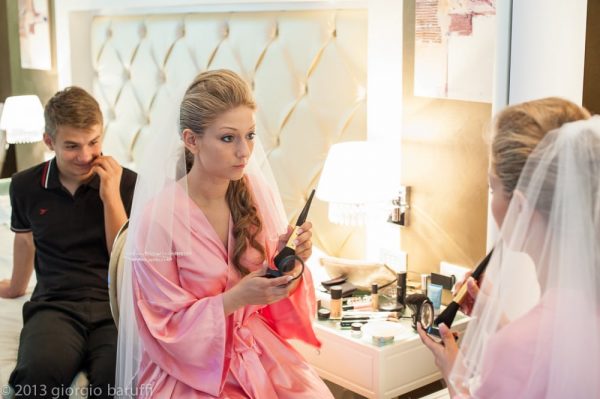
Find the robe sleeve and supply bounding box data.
[259,264,321,347]
[133,255,229,395]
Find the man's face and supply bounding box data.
[44,124,103,184]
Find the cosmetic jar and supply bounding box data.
[371,335,394,346]
[317,308,331,321]
[362,320,407,346]
[350,322,363,338]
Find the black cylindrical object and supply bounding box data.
[397,272,407,305]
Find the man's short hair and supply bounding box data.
[44,86,103,139]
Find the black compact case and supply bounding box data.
[321,276,357,297]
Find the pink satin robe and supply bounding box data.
[132,184,333,398]
[456,300,551,399]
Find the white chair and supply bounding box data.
[108,221,128,327]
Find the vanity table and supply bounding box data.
[290,313,468,399]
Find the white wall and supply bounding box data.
[487,0,588,249]
[509,0,588,105]
[366,0,403,261]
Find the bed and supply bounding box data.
[0,178,29,397]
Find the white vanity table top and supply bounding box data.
[291,308,468,398]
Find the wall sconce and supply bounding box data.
[316,141,397,226]
[389,185,410,226]
[0,95,45,144]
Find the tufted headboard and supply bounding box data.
[90,9,367,258]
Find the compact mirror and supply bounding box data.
[406,293,434,330]
[265,255,305,281]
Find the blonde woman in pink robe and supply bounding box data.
[418,98,600,398]
[127,70,333,398]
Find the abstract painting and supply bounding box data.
[414,0,496,102]
[18,0,52,70]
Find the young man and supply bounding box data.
[0,87,137,398]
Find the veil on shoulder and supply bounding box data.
[449,117,600,398]
[114,81,288,398]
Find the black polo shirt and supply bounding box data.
[9,158,137,302]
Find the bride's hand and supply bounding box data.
[223,266,292,315]
[277,222,313,262]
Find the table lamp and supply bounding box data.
[0,95,45,144]
[316,141,396,225]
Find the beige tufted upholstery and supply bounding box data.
[91,10,367,257]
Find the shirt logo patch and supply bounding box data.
[39,208,48,216]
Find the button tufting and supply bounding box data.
[158,70,167,84]
[90,10,369,263]
[299,82,308,95]
[357,85,366,101]
[178,24,186,38]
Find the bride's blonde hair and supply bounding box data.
[491,97,590,196]
[179,69,264,275]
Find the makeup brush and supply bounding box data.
[433,249,494,328]
[266,189,315,278]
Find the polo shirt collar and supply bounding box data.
[41,158,60,189]
[41,157,100,191]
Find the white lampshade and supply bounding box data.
[316,141,397,225]
[0,95,44,144]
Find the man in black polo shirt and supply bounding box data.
[0,87,137,398]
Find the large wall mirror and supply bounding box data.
[54,0,589,278]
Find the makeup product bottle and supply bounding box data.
[330,285,343,320]
[268,190,315,276]
[371,283,379,311]
[397,272,407,306]
[427,283,443,315]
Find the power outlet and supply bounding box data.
[379,248,407,272]
[439,261,470,284]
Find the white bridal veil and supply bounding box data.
[114,76,289,398]
[449,117,600,398]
